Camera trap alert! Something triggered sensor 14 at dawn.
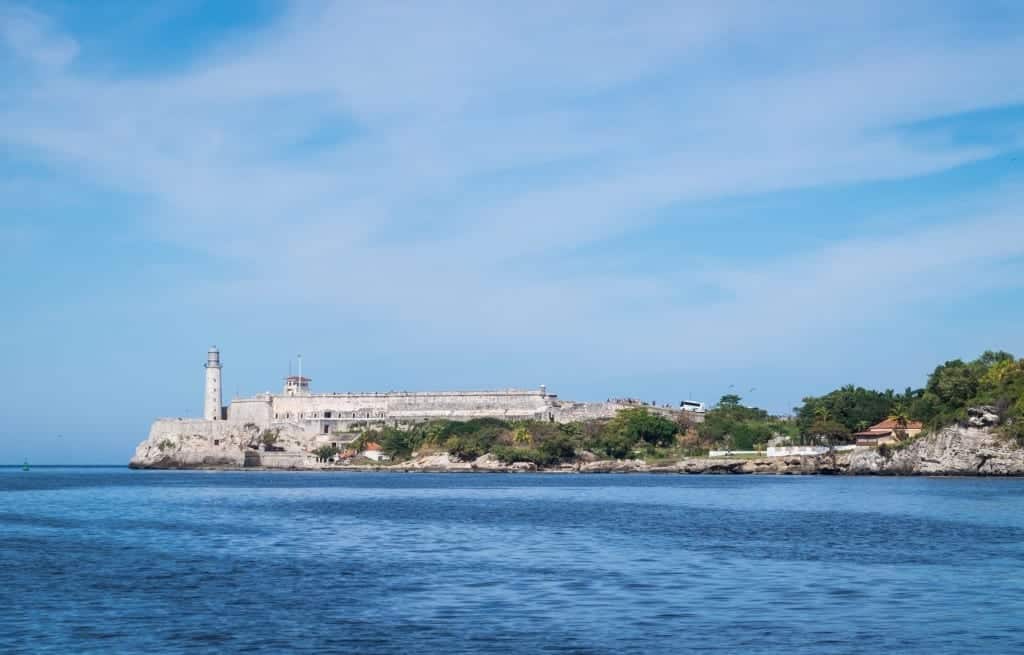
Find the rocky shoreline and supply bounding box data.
[131,419,1024,476]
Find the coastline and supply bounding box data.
[130,407,1024,476]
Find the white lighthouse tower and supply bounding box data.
[204,346,223,420]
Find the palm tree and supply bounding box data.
[889,405,911,441]
[512,425,533,446]
[890,404,910,428]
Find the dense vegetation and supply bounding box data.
[795,386,913,440]
[696,394,797,450]
[348,409,687,465]
[794,350,1024,444]
[912,351,1024,431]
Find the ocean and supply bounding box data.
[2,469,1023,654]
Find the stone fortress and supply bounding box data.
[131,347,701,468]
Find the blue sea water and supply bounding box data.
[2,470,1023,654]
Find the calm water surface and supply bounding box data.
[2,469,1023,654]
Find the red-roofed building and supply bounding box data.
[362,441,389,462]
[854,418,924,446]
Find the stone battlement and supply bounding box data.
[295,389,552,398]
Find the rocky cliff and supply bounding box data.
[129,419,254,468]
[130,419,330,469]
[836,408,1024,475]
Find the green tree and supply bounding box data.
[796,385,897,436]
[537,434,576,463]
[314,445,339,462]
[807,419,851,447]
[593,431,635,459]
[926,359,979,409]
[512,424,533,446]
[378,427,416,459]
[696,399,792,450]
[606,408,678,447]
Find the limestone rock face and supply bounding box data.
[839,422,1024,476]
[966,405,1000,429]
[402,452,474,472]
[471,454,507,471]
[579,459,649,473]
[131,418,349,469]
[130,419,262,469]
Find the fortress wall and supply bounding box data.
[223,390,685,431]
[551,402,621,422]
[147,418,251,439]
[269,391,551,421]
[552,402,686,423]
[228,396,273,424]
[255,452,317,469]
[271,395,387,418]
[385,391,548,414]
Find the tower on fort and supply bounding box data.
[284,375,311,396]
[204,346,222,420]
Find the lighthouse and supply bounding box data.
[204,346,222,420]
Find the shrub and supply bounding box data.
[606,408,678,447]
[492,446,547,465]
[593,431,635,459]
[537,434,576,462]
[445,435,491,461]
[373,427,417,459]
[260,430,279,447]
[314,445,339,462]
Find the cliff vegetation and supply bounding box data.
[794,350,1024,446]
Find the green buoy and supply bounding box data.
[22,459,29,472]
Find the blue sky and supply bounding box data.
[2,1,1024,464]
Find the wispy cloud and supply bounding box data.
[0,5,77,70]
[2,1,1023,396]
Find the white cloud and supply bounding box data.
[1,0,1023,383]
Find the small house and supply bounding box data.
[854,418,924,446]
[362,441,389,462]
